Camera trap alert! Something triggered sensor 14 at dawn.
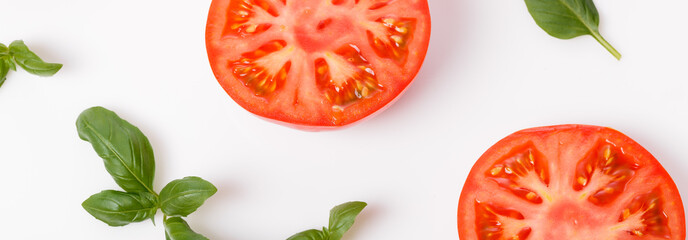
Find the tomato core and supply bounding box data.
[541,200,605,238]
[294,15,353,52]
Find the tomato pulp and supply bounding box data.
[206,0,431,129]
[458,125,685,240]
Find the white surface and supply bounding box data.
[1,0,687,239]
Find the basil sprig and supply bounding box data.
[77,107,216,240]
[0,40,62,88]
[524,0,621,60]
[287,202,367,240]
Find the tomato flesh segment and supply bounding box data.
[573,144,639,206]
[616,188,671,238]
[223,0,278,36]
[367,17,416,65]
[231,40,292,96]
[485,146,550,204]
[315,44,383,107]
[475,201,531,240]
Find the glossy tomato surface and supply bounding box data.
[206,0,431,129]
[458,125,685,240]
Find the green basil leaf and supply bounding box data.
[76,106,156,194]
[0,59,8,88]
[327,201,367,240]
[160,176,217,217]
[2,55,16,71]
[164,217,209,240]
[8,40,62,76]
[0,43,7,55]
[82,190,158,227]
[286,229,326,240]
[524,0,621,59]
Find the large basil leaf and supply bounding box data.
[286,229,326,240]
[160,176,217,217]
[164,217,209,240]
[524,0,621,59]
[327,201,367,240]
[0,59,8,88]
[82,190,158,227]
[76,106,156,194]
[8,40,62,76]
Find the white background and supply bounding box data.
[1,0,687,239]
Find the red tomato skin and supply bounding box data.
[205,0,432,130]
[254,83,418,131]
[457,125,685,240]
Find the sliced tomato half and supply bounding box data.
[458,125,685,240]
[206,0,431,129]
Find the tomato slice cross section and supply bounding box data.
[458,125,685,240]
[206,0,431,129]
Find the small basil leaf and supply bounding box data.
[327,201,367,240]
[82,190,158,227]
[0,59,8,88]
[76,106,156,194]
[286,229,325,240]
[322,227,329,238]
[160,176,217,217]
[2,55,16,71]
[8,40,62,76]
[164,217,209,240]
[0,43,7,55]
[524,0,621,59]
